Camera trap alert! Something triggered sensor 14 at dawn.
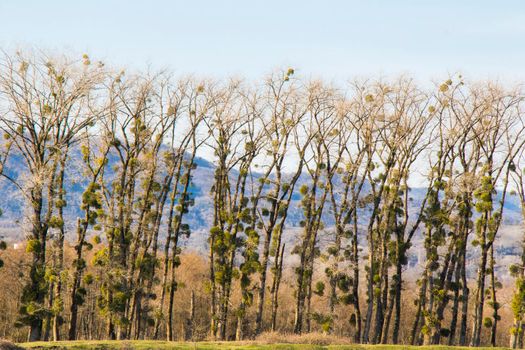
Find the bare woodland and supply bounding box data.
[2,52,525,347]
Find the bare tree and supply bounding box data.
[0,52,104,341]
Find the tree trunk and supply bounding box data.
[448,257,461,346]
[43,279,54,341]
[459,247,469,346]
[184,290,195,341]
[372,286,384,344]
[270,243,285,332]
[28,319,43,342]
[489,245,498,347]
[68,217,89,341]
[391,258,403,344]
[362,218,378,343]
[470,246,488,347]
[293,240,308,334]
[372,232,388,344]
[410,266,428,345]
[254,229,272,335]
[166,228,181,342]
[166,275,176,341]
[351,212,362,343]
[510,320,521,349]
[235,303,244,341]
[27,191,46,342]
[254,194,281,336]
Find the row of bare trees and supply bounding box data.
[2,52,525,347]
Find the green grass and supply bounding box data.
[16,340,512,350]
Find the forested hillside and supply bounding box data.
[2,51,525,348]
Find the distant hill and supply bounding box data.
[1,146,524,281]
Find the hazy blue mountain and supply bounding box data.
[0,147,523,281]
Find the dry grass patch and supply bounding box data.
[256,332,355,346]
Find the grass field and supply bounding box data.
[13,341,512,350]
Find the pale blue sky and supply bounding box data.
[1,0,525,82]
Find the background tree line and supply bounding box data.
[1,52,525,347]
